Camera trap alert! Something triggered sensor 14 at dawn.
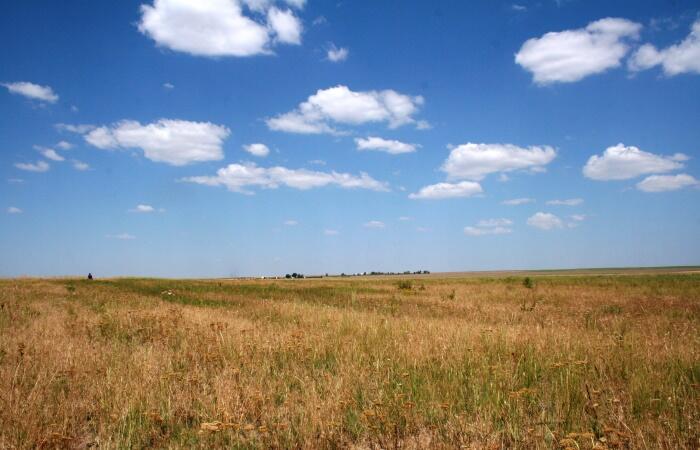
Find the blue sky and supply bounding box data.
[1,0,699,277]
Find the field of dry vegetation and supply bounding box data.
[0,273,698,449]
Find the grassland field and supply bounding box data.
[0,271,698,449]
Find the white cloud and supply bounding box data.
[476,218,513,227]
[163,82,175,89]
[72,160,90,171]
[130,204,156,213]
[442,143,556,181]
[139,0,278,57]
[464,226,512,236]
[2,81,59,103]
[283,219,298,226]
[416,120,432,130]
[629,19,700,75]
[267,7,302,44]
[324,229,339,235]
[183,162,389,194]
[398,216,411,221]
[308,159,326,166]
[515,18,641,84]
[527,212,563,230]
[327,44,349,62]
[266,85,425,134]
[636,174,699,192]
[570,214,586,221]
[84,119,229,166]
[364,220,385,229]
[409,181,483,200]
[15,161,49,172]
[583,143,686,180]
[546,198,583,206]
[34,146,64,162]
[502,197,534,205]
[139,0,304,57]
[107,233,136,240]
[7,207,22,214]
[56,141,73,150]
[511,4,527,12]
[243,143,270,157]
[7,178,24,184]
[56,123,95,134]
[355,137,418,154]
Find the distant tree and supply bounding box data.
[285,274,292,279]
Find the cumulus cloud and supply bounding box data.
[636,174,698,192]
[515,18,641,84]
[283,219,298,226]
[527,212,563,230]
[2,81,59,103]
[84,119,229,166]
[15,161,49,172]
[266,85,425,134]
[327,44,349,62]
[363,220,385,229]
[56,141,73,150]
[409,181,483,200]
[502,198,535,205]
[629,19,700,75]
[243,143,270,157]
[163,82,175,89]
[355,137,418,154]
[267,7,302,44]
[183,163,389,194]
[138,0,303,57]
[34,146,64,162]
[570,214,586,222]
[7,207,22,214]
[583,143,687,180]
[546,198,583,206]
[442,143,556,181]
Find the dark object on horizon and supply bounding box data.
[87,273,93,280]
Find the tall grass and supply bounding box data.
[0,274,698,448]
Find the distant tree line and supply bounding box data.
[283,270,430,279]
[339,270,430,277]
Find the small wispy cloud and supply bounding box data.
[107,233,136,240]
[7,206,22,214]
[324,229,339,235]
[15,161,49,172]
[284,220,298,226]
[34,145,64,162]
[327,43,349,62]
[72,160,90,171]
[501,198,534,205]
[546,198,583,206]
[364,220,385,229]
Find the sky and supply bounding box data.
[1,0,699,278]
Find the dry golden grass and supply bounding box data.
[0,274,698,449]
